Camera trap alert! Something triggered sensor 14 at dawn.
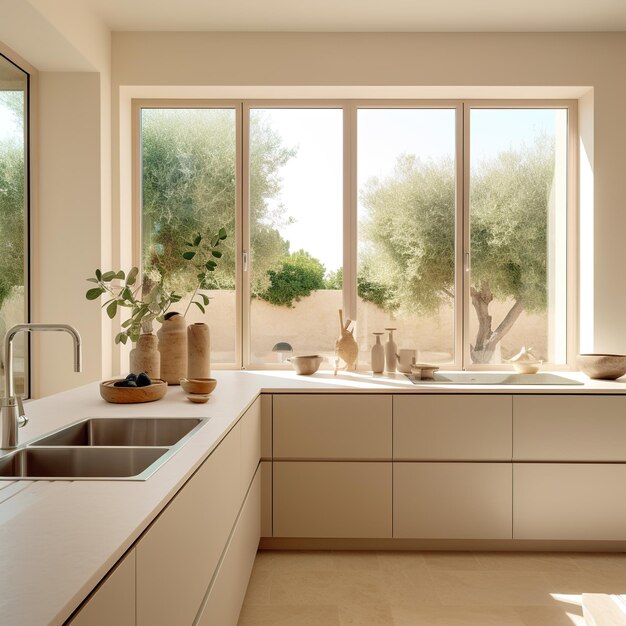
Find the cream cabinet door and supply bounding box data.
[514,395,626,461]
[241,397,261,498]
[273,461,392,538]
[261,394,272,459]
[69,549,135,626]
[394,395,512,460]
[394,463,512,539]
[196,469,261,626]
[261,460,272,537]
[136,423,241,626]
[273,394,392,460]
[514,463,626,540]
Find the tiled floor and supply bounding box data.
[238,551,626,625]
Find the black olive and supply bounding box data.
[136,373,152,387]
[126,373,138,381]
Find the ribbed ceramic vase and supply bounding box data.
[157,313,187,385]
[187,322,210,379]
[129,333,160,380]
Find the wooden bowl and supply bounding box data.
[180,377,218,395]
[186,393,211,404]
[577,354,626,380]
[100,379,167,404]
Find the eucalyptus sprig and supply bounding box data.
[85,267,182,344]
[182,227,227,316]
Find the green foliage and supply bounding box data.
[182,227,228,316]
[85,267,181,344]
[0,91,25,313]
[141,109,294,294]
[258,250,326,307]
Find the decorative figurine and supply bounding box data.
[335,309,359,371]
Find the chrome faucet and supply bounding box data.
[1,323,82,449]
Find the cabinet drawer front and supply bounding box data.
[514,396,626,461]
[394,463,512,539]
[241,398,261,498]
[136,424,241,626]
[273,394,392,459]
[394,395,512,460]
[69,549,135,626]
[196,470,261,626]
[261,460,272,537]
[514,463,626,540]
[273,461,392,538]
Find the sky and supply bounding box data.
[257,107,566,272]
[0,93,24,143]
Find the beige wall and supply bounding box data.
[111,32,625,358]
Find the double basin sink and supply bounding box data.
[0,417,207,481]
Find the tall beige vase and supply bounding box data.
[187,323,210,378]
[157,313,187,385]
[129,333,160,379]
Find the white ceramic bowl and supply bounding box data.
[288,355,324,375]
[577,354,626,380]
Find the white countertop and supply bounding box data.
[2,369,626,625]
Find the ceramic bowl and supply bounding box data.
[288,355,324,375]
[577,354,626,380]
[512,362,541,374]
[410,363,439,380]
[100,379,167,404]
[186,393,211,404]
[180,377,218,395]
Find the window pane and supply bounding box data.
[0,57,28,395]
[141,108,237,364]
[357,109,457,367]
[468,108,568,365]
[249,109,343,365]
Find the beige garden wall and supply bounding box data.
[111,32,626,364]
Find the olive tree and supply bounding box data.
[360,137,555,363]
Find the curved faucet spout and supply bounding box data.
[4,323,82,403]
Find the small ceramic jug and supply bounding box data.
[129,333,160,380]
[371,332,385,374]
[384,328,397,373]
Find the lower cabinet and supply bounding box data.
[514,463,626,540]
[196,469,261,626]
[261,460,272,537]
[273,461,392,538]
[68,549,135,626]
[394,463,513,539]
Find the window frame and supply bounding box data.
[0,42,34,396]
[132,98,578,371]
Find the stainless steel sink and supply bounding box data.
[0,447,169,479]
[0,417,208,480]
[33,417,203,447]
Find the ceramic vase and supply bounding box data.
[187,322,210,379]
[129,333,160,380]
[371,333,384,374]
[157,312,187,385]
[335,309,358,371]
[384,328,397,373]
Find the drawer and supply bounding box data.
[241,398,261,498]
[261,460,272,537]
[273,394,392,459]
[514,463,626,540]
[394,395,512,460]
[273,461,392,538]
[394,462,512,539]
[514,396,626,461]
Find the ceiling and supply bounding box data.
[84,0,626,32]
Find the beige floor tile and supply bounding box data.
[238,604,340,626]
[423,552,483,571]
[515,605,586,626]
[378,570,442,607]
[377,551,428,572]
[243,569,272,606]
[331,551,381,571]
[475,552,580,573]
[255,550,335,573]
[392,605,525,626]
[431,570,558,607]
[338,604,394,625]
[270,570,387,606]
[542,569,626,595]
[573,553,626,577]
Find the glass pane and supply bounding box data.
[249,109,343,365]
[469,108,568,365]
[357,108,457,368]
[141,108,237,364]
[0,56,28,395]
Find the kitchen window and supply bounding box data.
[134,100,576,370]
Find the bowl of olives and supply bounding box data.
[100,373,167,403]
